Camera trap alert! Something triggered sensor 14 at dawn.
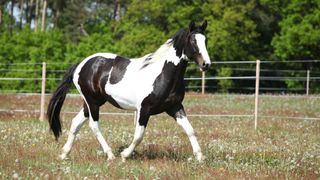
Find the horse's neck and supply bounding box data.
[155,42,188,80]
[172,60,188,82]
[145,41,182,66]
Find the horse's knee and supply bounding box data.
[177,117,195,136]
[133,135,143,145]
[89,119,100,132]
[132,125,145,144]
[70,110,87,133]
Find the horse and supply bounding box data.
[47,20,211,162]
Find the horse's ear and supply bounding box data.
[189,21,196,32]
[201,20,207,32]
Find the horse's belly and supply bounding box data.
[105,76,156,110]
[106,87,137,110]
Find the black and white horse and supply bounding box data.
[47,21,211,162]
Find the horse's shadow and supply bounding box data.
[116,144,189,162]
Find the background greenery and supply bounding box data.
[0,0,319,93]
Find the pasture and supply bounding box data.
[0,93,319,179]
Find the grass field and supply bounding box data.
[0,93,319,179]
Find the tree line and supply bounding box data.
[0,0,319,93]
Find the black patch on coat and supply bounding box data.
[166,103,186,119]
[109,56,131,84]
[145,53,153,61]
[138,60,188,126]
[78,56,123,120]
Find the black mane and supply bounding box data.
[171,28,190,58]
[170,27,204,58]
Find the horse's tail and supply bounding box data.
[47,63,79,140]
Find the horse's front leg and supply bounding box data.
[167,104,203,162]
[121,109,149,161]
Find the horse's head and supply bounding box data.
[184,20,211,71]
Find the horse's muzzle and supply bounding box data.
[200,62,210,71]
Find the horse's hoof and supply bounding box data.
[120,150,131,162]
[59,153,68,160]
[107,154,116,161]
[195,152,205,163]
[120,148,131,159]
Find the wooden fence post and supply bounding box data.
[306,70,310,96]
[254,60,260,130]
[134,111,137,126]
[39,62,46,121]
[201,71,205,95]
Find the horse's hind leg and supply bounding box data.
[60,108,88,160]
[87,102,115,160]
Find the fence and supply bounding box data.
[1,60,320,129]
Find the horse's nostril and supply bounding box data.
[203,63,209,68]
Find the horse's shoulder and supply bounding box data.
[113,56,131,68]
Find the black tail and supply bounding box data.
[47,63,79,140]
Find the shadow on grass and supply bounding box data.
[116,144,189,162]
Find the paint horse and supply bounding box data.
[47,21,211,162]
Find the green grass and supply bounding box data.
[0,94,319,179]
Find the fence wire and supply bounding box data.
[1,60,320,94]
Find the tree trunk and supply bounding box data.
[0,4,2,31]
[26,0,34,27]
[114,0,121,21]
[35,0,39,31]
[54,8,60,28]
[10,0,15,34]
[19,0,24,29]
[41,0,47,31]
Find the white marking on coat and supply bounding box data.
[121,124,145,158]
[105,41,181,110]
[195,34,211,64]
[60,109,87,160]
[176,116,201,155]
[88,118,114,159]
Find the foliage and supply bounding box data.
[272,0,320,60]
[217,67,233,93]
[0,0,319,93]
[0,28,67,92]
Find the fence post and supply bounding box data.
[134,111,137,126]
[39,62,46,121]
[201,71,205,95]
[254,60,260,130]
[306,70,310,96]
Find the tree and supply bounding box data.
[9,0,15,34]
[267,0,320,92]
[48,0,66,28]
[0,1,4,30]
[34,0,39,31]
[57,0,89,42]
[272,0,320,60]
[40,0,47,31]
[0,28,67,92]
